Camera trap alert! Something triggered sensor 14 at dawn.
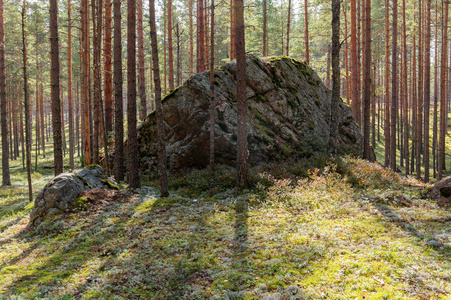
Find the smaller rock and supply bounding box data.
[263,292,282,300]
[285,285,302,295]
[426,239,442,247]
[167,216,177,224]
[188,225,197,232]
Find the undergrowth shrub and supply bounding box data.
[253,165,353,214]
[338,156,405,189]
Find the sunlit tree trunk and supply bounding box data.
[329,0,341,156]
[50,0,63,175]
[0,0,10,186]
[390,0,397,171]
[438,0,448,180]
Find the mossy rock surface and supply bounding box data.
[137,55,363,176]
[28,165,120,228]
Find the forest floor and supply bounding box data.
[0,152,451,299]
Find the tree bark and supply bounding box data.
[235,0,247,187]
[423,0,431,182]
[68,0,74,170]
[350,0,360,126]
[127,0,140,188]
[149,0,169,197]
[104,0,113,135]
[209,0,215,174]
[304,0,309,64]
[263,0,267,56]
[114,0,125,181]
[50,0,63,175]
[286,0,291,56]
[438,0,448,180]
[22,1,32,200]
[362,0,371,161]
[402,0,409,175]
[168,0,174,89]
[0,0,10,186]
[390,0,397,171]
[189,0,194,76]
[197,0,205,72]
[329,0,341,156]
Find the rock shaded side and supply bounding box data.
[28,165,118,228]
[138,56,362,176]
[430,176,451,200]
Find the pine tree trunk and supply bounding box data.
[104,0,113,135]
[235,0,247,187]
[263,0,267,56]
[433,0,438,178]
[423,0,431,182]
[197,0,205,72]
[362,0,371,160]
[209,0,215,174]
[230,0,236,60]
[416,0,423,179]
[189,0,194,76]
[50,0,63,175]
[149,0,169,197]
[68,0,74,170]
[438,0,448,180]
[304,0,309,64]
[402,0,409,175]
[168,0,174,89]
[127,0,140,188]
[286,0,291,56]
[390,0,397,171]
[22,0,32,201]
[351,0,360,126]
[92,0,103,164]
[114,0,125,181]
[329,0,341,156]
[0,0,10,186]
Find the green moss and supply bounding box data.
[254,111,266,124]
[256,94,266,102]
[340,128,357,144]
[71,196,89,210]
[86,164,101,170]
[76,173,92,189]
[266,130,275,138]
[217,121,229,132]
[162,86,181,101]
[101,179,120,190]
[287,98,297,109]
[281,145,292,156]
[314,98,321,107]
[232,133,238,141]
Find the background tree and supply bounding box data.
[50,0,62,176]
[113,0,124,182]
[149,0,169,197]
[127,0,140,188]
[0,0,10,186]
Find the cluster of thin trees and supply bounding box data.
[341,0,450,183]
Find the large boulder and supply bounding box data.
[28,165,118,227]
[138,55,362,176]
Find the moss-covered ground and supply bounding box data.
[0,150,450,299]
